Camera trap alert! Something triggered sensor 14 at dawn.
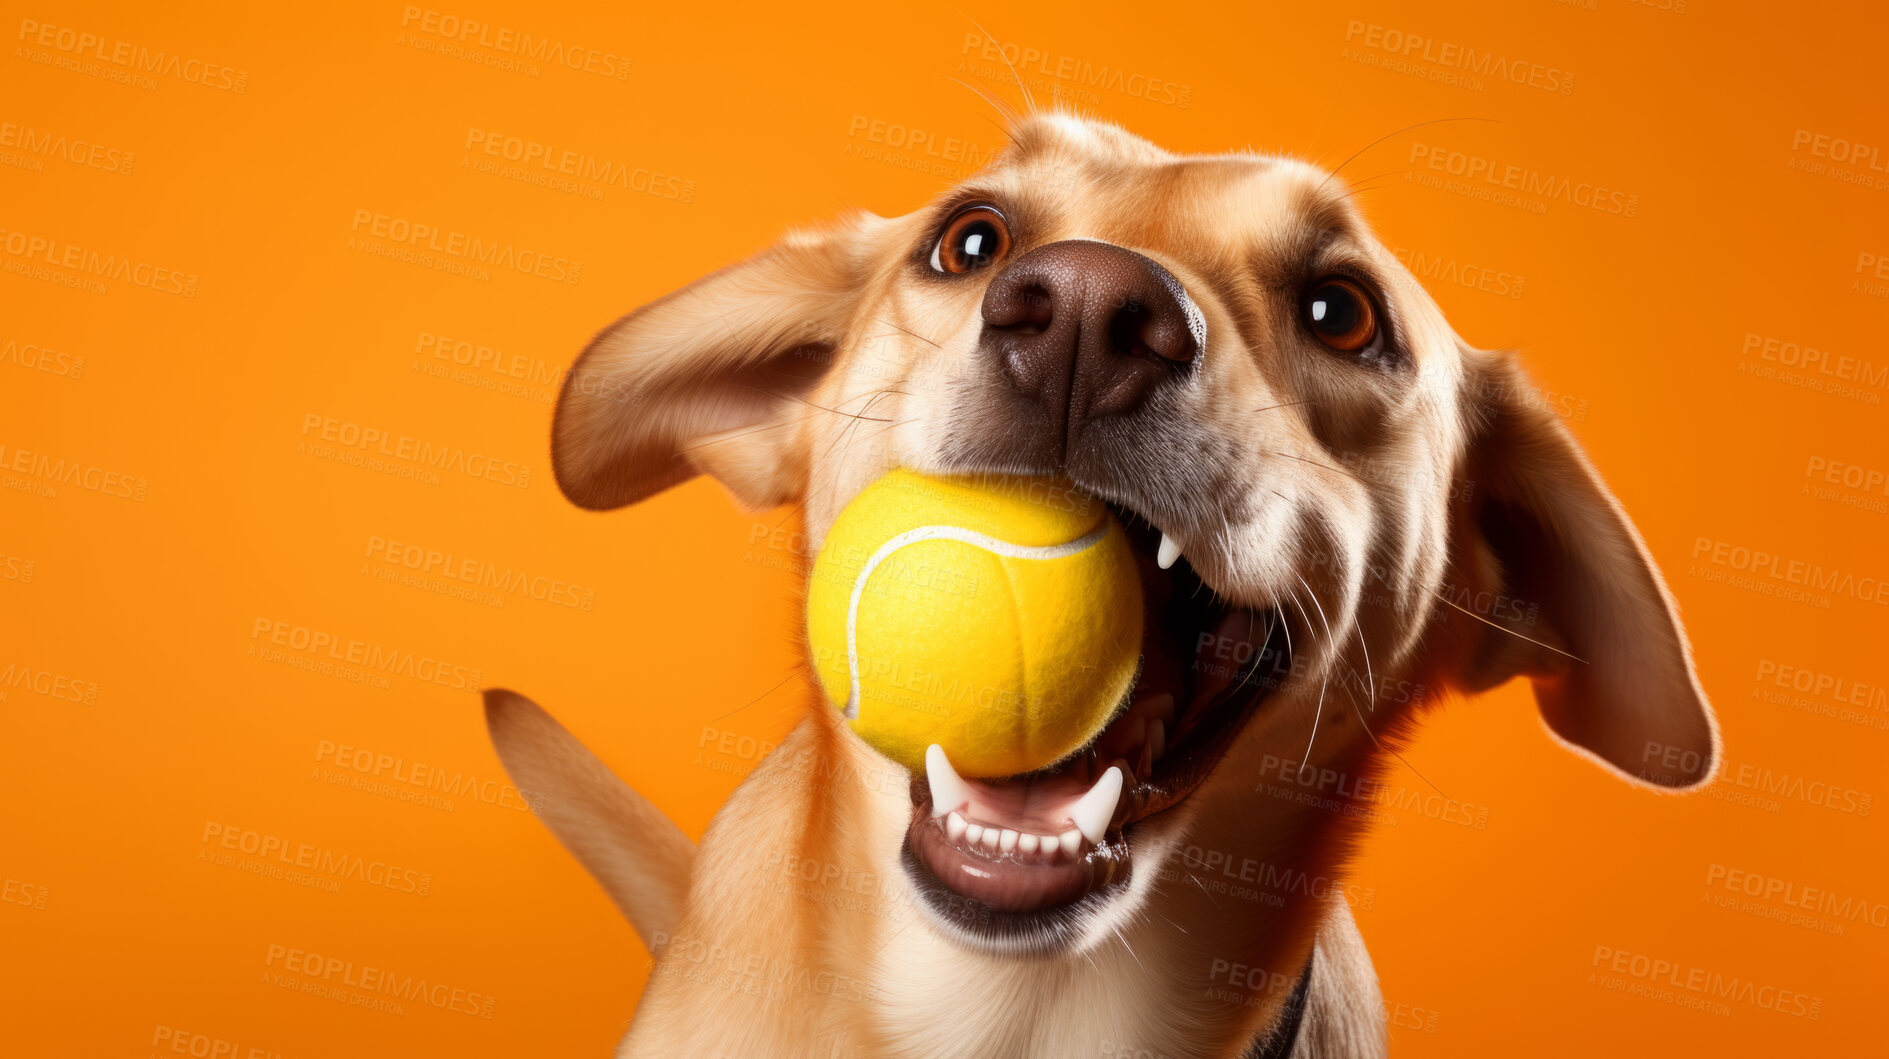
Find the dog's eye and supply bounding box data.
[930,206,1012,275]
[1301,277,1378,353]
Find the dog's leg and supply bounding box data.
[483,689,695,952]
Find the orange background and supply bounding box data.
[5,1,1886,1054]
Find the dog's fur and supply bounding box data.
[485,113,1719,1057]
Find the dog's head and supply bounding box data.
[545,114,1717,954]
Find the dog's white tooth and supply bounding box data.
[1019,833,1039,854]
[1157,532,1182,571]
[965,822,984,845]
[925,744,974,818]
[1069,766,1123,844]
[1059,829,1082,856]
[945,811,968,843]
[999,829,1019,853]
[981,828,1001,851]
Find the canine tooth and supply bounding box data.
[1069,766,1123,844]
[1059,830,1082,856]
[981,828,1001,851]
[965,823,984,845]
[1157,533,1182,570]
[925,744,973,818]
[945,811,968,842]
[999,829,1019,853]
[1019,833,1039,853]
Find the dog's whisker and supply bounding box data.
[1314,116,1498,197]
[812,387,907,468]
[1339,679,1456,801]
[1293,571,1342,716]
[674,419,792,453]
[961,12,1035,114]
[710,671,802,723]
[1251,398,1315,416]
[1433,591,1588,664]
[1276,590,1297,689]
[832,413,924,466]
[763,387,899,422]
[1330,177,1400,205]
[942,75,1025,135]
[872,317,943,349]
[1183,869,1221,910]
[1112,925,1147,973]
[1355,618,1378,713]
[1266,449,1375,489]
[676,389,906,458]
[1283,585,1327,779]
[1222,609,1269,705]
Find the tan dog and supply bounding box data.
[485,112,1719,1058]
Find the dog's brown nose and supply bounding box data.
[980,240,1203,441]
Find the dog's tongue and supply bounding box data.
[945,766,1104,834]
[926,742,1120,842]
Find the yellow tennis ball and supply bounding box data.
[806,469,1143,778]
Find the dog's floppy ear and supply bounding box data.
[1441,353,1718,789]
[483,689,695,951]
[553,213,885,511]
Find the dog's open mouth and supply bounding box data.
[901,505,1290,948]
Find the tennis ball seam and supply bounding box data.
[841,522,1111,721]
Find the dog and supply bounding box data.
[483,111,1720,1057]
